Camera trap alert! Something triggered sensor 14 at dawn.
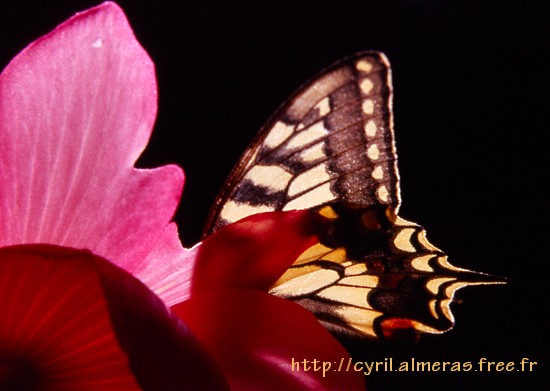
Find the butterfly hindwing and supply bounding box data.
[270,205,484,340]
[204,51,495,340]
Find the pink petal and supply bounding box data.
[173,290,365,391]
[134,223,196,306]
[0,3,183,280]
[0,244,228,390]
[191,210,327,296]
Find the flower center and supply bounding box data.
[0,359,40,391]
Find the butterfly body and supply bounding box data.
[204,52,496,340]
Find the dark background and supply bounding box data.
[1,1,547,390]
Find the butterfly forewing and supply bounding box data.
[204,52,399,233]
[204,51,495,340]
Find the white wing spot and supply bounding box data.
[298,142,326,162]
[287,121,328,150]
[314,97,331,116]
[362,99,375,115]
[377,185,389,202]
[243,165,293,191]
[264,121,294,149]
[372,166,384,180]
[360,78,374,94]
[367,144,380,160]
[364,120,377,138]
[284,182,335,210]
[288,164,331,197]
[220,201,276,224]
[356,59,373,73]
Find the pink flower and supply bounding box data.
[0,2,226,389]
[0,2,364,389]
[0,1,190,307]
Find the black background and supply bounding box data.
[1,1,547,390]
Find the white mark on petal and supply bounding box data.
[92,38,103,48]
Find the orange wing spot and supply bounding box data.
[380,318,420,342]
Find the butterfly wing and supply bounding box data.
[204,52,495,340]
[204,52,399,233]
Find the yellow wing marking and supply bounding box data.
[335,306,382,338]
[339,275,378,287]
[410,255,435,272]
[344,263,368,276]
[426,277,456,295]
[393,227,418,252]
[271,268,340,297]
[292,243,334,265]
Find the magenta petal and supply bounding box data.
[0,2,183,278]
[0,244,228,390]
[191,211,327,295]
[135,223,196,306]
[173,290,365,391]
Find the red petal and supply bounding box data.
[192,211,326,295]
[0,245,228,390]
[0,3,183,286]
[173,290,365,390]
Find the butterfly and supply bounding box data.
[202,51,496,341]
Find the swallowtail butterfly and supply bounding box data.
[203,52,495,341]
